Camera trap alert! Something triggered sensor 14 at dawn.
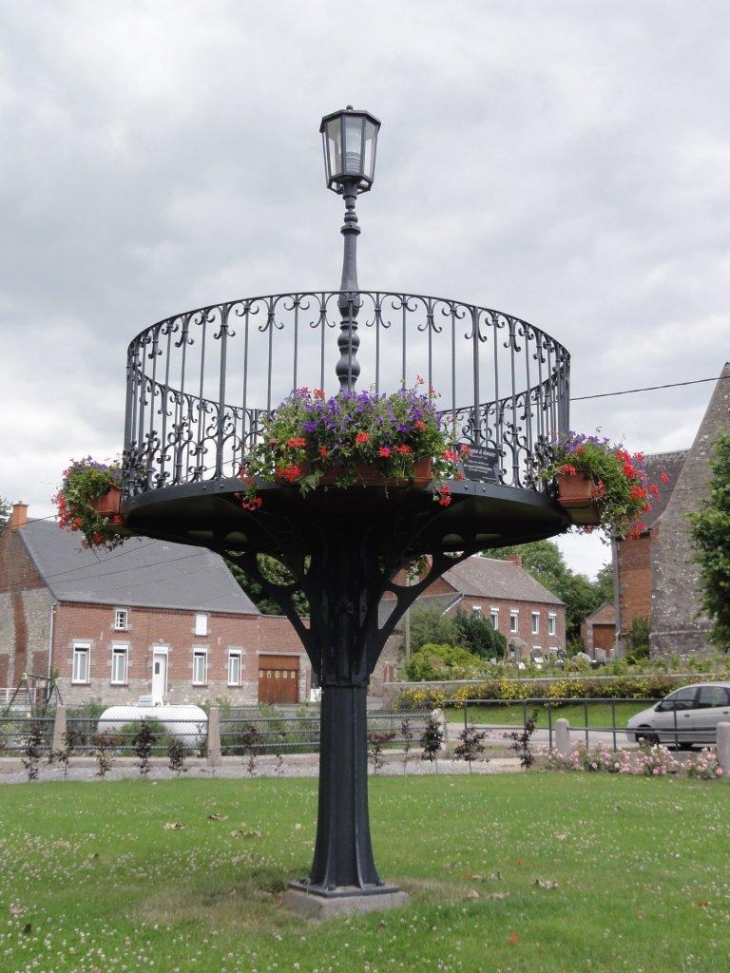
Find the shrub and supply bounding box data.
[404,643,485,681]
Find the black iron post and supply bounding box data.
[336,181,361,391]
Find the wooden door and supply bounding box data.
[258,655,299,704]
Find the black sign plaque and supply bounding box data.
[461,445,500,484]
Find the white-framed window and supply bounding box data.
[192,648,208,685]
[111,644,128,684]
[114,608,129,632]
[471,605,482,616]
[228,650,242,686]
[72,642,91,684]
[490,608,499,630]
[509,610,519,634]
[548,613,557,636]
[194,613,209,637]
[531,612,540,635]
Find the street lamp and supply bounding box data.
[320,107,381,389]
[320,106,380,193]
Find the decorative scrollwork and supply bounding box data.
[123,290,570,498]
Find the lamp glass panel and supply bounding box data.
[325,117,342,178]
[363,119,377,181]
[343,114,364,175]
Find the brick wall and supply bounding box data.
[616,534,652,641]
[51,603,310,707]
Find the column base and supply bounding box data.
[282,881,408,919]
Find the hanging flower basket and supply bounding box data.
[541,433,669,540]
[54,458,126,550]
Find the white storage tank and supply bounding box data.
[98,704,207,747]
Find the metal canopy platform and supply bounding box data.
[118,108,572,910]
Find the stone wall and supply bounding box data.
[650,363,730,658]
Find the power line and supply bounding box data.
[571,373,727,403]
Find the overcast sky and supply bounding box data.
[1,0,728,578]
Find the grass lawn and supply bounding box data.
[1,773,728,972]
[446,701,651,730]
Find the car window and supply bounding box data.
[666,687,697,710]
[697,685,730,708]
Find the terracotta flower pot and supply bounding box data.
[294,458,433,488]
[90,485,122,517]
[557,472,602,526]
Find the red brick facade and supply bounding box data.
[0,511,311,707]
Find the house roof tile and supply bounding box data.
[18,519,259,615]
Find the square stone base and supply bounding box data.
[282,884,408,919]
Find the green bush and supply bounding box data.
[403,642,485,681]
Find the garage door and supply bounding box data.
[258,654,299,704]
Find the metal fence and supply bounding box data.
[123,290,570,497]
[446,697,697,751]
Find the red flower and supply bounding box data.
[629,485,647,501]
[660,471,670,483]
[276,465,302,483]
[441,449,459,462]
[395,444,413,455]
[378,446,392,458]
[559,463,578,476]
[287,437,306,448]
[459,444,471,457]
[355,432,369,445]
[314,388,325,399]
[319,446,328,457]
[414,420,426,431]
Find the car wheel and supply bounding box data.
[635,727,658,746]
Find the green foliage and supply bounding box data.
[404,642,484,681]
[0,495,9,538]
[690,433,730,650]
[626,616,651,663]
[395,670,697,711]
[452,608,507,659]
[224,554,310,616]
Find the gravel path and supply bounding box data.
[0,752,520,784]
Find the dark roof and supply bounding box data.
[19,519,259,615]
[642,450,688,529]
[439,556,564,606]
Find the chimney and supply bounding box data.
[9,502,28,528]
[506,553,523,569]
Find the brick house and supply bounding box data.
[580,602,616,662]
[388,554,566,664]
[614,362,730,658]
[0,505,311,707]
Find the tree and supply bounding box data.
[690,433,730,650]
[452,608,507,659]
[487,540,611,642]
[0,496,9,538]
[224,553,309,616]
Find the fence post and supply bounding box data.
[555,718,571,758]
[717,722,730,775]
[207,707,221,767]
[52,705,67,752]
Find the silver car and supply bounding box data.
[626,682,730,748]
